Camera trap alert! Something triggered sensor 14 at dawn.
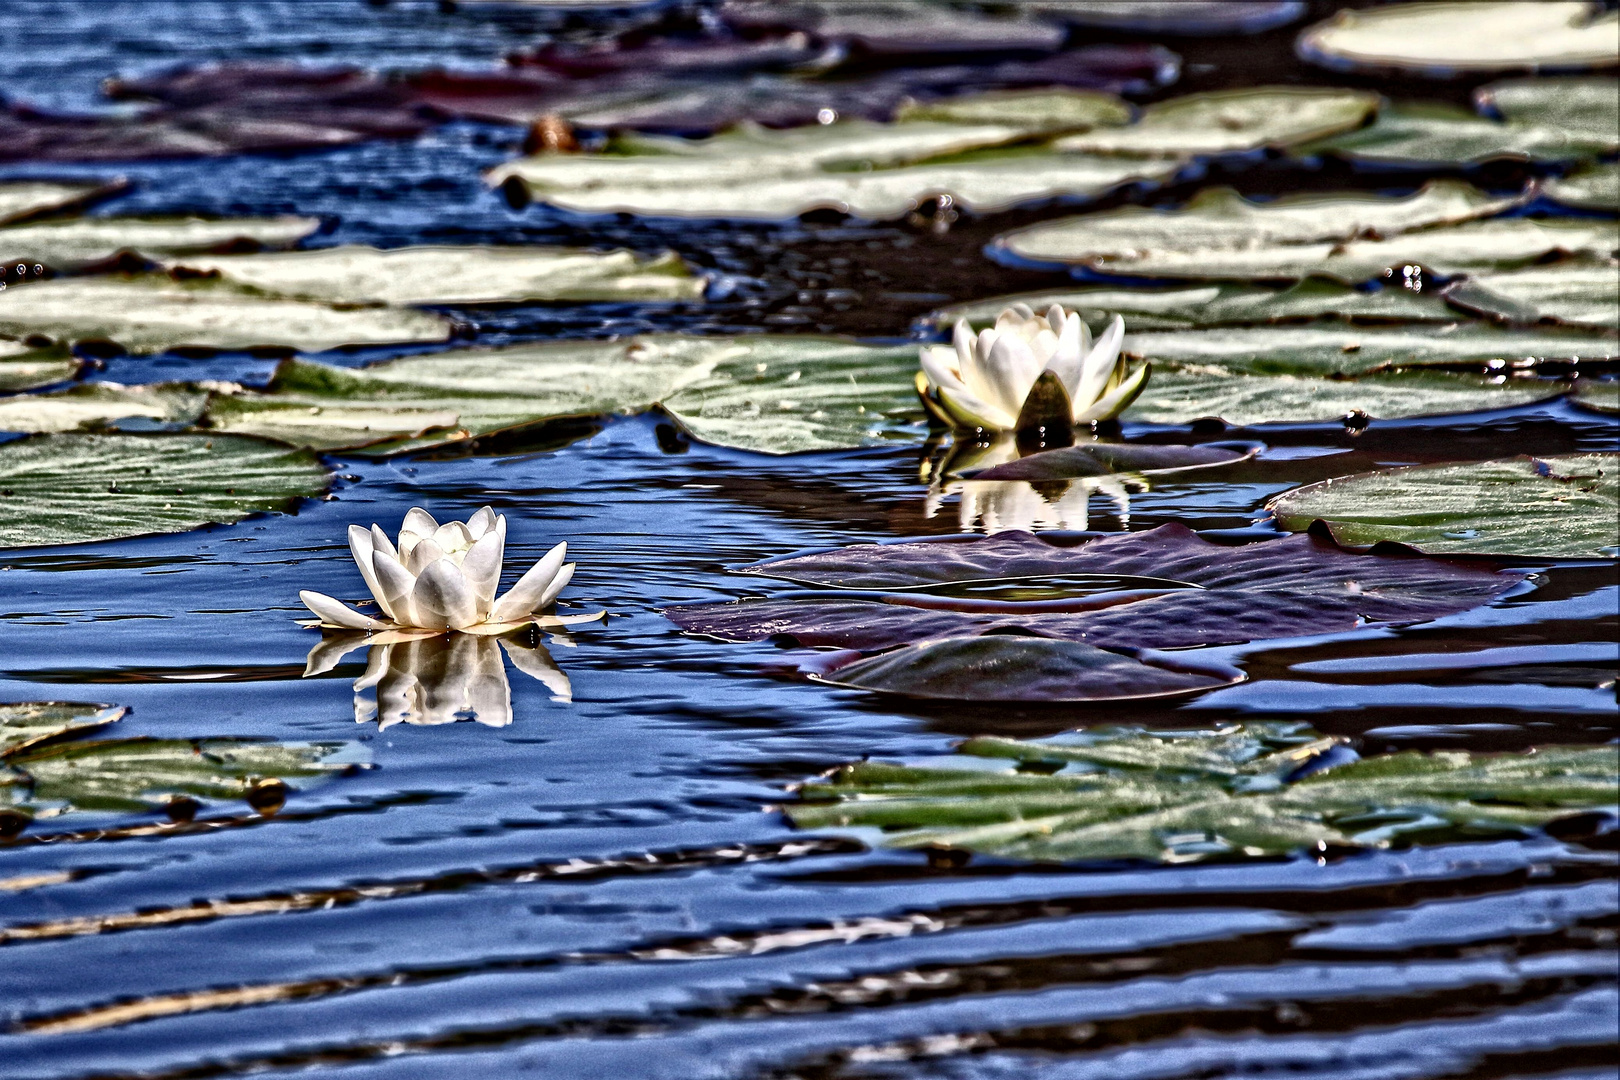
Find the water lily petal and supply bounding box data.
[1043,313,1085,399]
[490,541,567,623]
[1046,303,1065,336]
[951,318,974,368]
[369,524,397,560]
[460,529,504,615]
[432,520,474,557]
[405,536,446,577]
[1075,314,1126,411]
[467,506,498,541]
[347,524,395,619]
[502,638,572,702]
[981,333,1044,418]
[299,590,384,631]
[465,636,513,726]
[413,558,478,630]
[1074,360,1151,422]
[372,550,420,627]
[397,507,439,558]
[535,561,576,610]
[919,344,966,393]
[938,384,1019,432]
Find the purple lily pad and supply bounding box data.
[666,524,1520,652]
[812,636,1245,702]
[965,441,1261,482]
[1036,2,1306,35]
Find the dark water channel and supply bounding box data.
[0,3,1616,1078]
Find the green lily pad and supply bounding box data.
[0,214,318,270]
[997,181,1522,267]
[1443,263,1620,328]
[3,736,359,818]
[1572,378,1619,414]
[0,433,330,549]
[789,722,1620,863]
[0,339,80,392]
[0,275,453,353]
[1053,86,1377,157]
[895,88,1132,135]
[1039,217,1620,283]
[0,702,126,758]
[0,179,127,228]
[204,335,923,456]
[1268,453,1620,558]
[161,245,705,306]
[0,382,207,434]
[1545,162,1620,211]
[1298,2,1620,74]
[931,279,1460,333]
[1129,368,1566,427]
[1123,322,1619,376]
[489,118,1178,220]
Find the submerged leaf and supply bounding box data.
[0,703,126,758]
[1054,86,1376,157]
[0,433,330,549]
[1298,2,1620,74]
[162,245,705,306]
[0,275,452,353]
[1268,453,1620,558]
[0,214,317,270]
[789,723,1620,864]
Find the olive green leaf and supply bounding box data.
[0,381,208,434]
[789,723,1620,863]
[896,88,1132,135]
[1443,262,1620,328]
[1545,162,1620,211]
[1054,86,1377,157]
[0,432,330,549]
[1268,453,1619,558]
[0,179,127,228]
[0,214,317,270]
[0,702,126,758]
[1571,378,1619,414]
[0,339,80,393]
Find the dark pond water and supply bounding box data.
[0,3,1616,1078]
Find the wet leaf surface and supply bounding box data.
[790,722,1620,863]
[0,178,127,227]
[0,432,330,548]
[1269,453,1620,559]
[1545,161,1620,210]
[0,382,207,434]
[0,214,317,270]
[1053,86,1376,157]
[0,702,125,758]
[1298,2,1620,74]
[0,340,81,393]
[1441,263,1620,328]
[669,523,1519,652]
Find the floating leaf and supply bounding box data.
[1128,367,1565,427]
[668,523,1518,654]
[0,275,452,353]
[489,119,1179,220]
[1545,162,1620,211]
[1442,263,1620,328]
[1268,453,1620,559]
[0,339,80,392]
[1028,2,1304,35]
[718,1,1069,56]
[789,723,1620,864]
[895,88,1131,135]
[1053,86,1376,157]
[0,703,125,758]
[1303,98,1618,168]
[963,440,1258,481]
[930,279,1460,333]
[813,637,1244,702]
[0,433,329,549]
[3,736,358,818]
[162,245,705,306]
[0,179,126,227]
[1124,322,1618,376]
[0,215,318,270]
[1572,378,1619,414]
[997,181,1522,268]
[0,382,206,434]
[1298,2,1620,74]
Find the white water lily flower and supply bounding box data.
[299,506,599,635]
[918,303,1149,432]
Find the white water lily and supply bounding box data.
[299,506,599,634]
[918,303,1149,433]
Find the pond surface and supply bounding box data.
[0,3,1615,1079]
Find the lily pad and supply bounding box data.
[1037,217,1620,283]
[3,736,358,818]
[489,118,1179,220]
[1545,162,1620,211]
[0,702,126,758]
[0,433,330,549]
[964,441,1259,481]
[717,1,1069,56]
[203,335,923,456]
[813,637,1245,702]
[162,245,705,306]
[1303,94,1619,168]
[931,279,1460,333]
[895,89,1132,135]
[1268,453,1620,559]
[667,522,1518,653]
[0,179,127,227]
[1572,378,1619,414]
[1123,322,1619,376]
[0,214,318,270]
[0,340,80,392]
[1298,2,1620,74]
[997,181,1522,268]
[1128,368,1566,427]
[788,723,1620,863]
[0,275,453,353]
[1029,2,1304,35]
[1442,263,1620,328]
[0,381,207,434]
[1053,86,1377,158]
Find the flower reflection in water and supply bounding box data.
[304,629,572,729]
[922,436,1142,535]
